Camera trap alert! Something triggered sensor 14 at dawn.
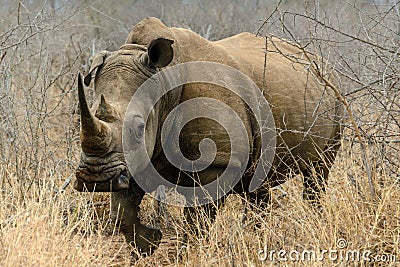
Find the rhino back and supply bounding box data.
[215,32,341,172]
[126,17,341,180]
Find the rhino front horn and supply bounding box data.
[78,73,112,155]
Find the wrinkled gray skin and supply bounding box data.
[74,17,342,256]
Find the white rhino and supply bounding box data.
[74,17,342,255]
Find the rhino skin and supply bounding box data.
[74,17,342,256]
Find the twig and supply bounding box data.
[60,174,73,192]
[281,11,397,54]
[256,0,284,36]
[347,172,366,201]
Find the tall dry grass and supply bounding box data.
[1,143,399,266]
[0,0,399,266]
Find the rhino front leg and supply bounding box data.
[111,186,162,256]
[181,166,232,238]
[183,199,224,235]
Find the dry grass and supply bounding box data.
[1,143,399,266]
[0,180,131,266]
[0,0,399,266]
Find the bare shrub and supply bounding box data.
[0,0,399,266]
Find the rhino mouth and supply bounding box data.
[74,152,130,192]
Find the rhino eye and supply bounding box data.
[129,116,145,140]
[137,123,145,138]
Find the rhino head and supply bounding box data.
[75,38,174,191]
[74,38,175,254]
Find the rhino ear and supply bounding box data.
[146,38,174,68]
[84,51,111,86]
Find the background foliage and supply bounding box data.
[0,0,399,266]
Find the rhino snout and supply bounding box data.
[74,152,130,192]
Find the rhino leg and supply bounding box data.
[247,189,270,209]
[302,160,329,204]
[111,184,162,256]
[182,166,234,238]
[239,189,270,225]
[183,198,225,234]
[303,128,341,204]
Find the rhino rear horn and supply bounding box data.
[95,94,121,122]
[78,73,112,155]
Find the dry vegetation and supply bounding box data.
[0,0,399,266]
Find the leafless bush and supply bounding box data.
[0,0,399,265]
[1,2,80,198]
